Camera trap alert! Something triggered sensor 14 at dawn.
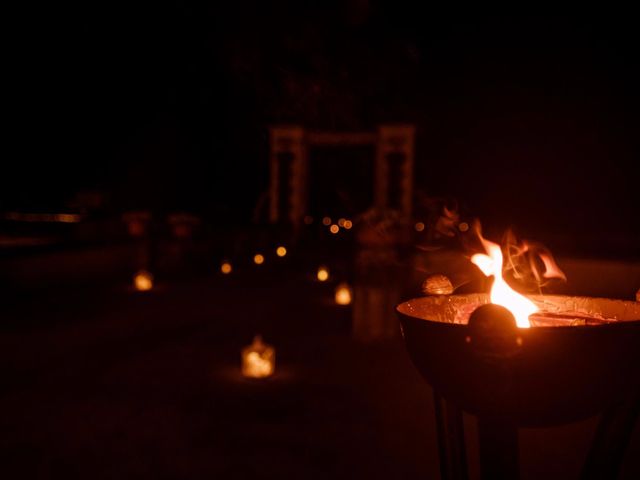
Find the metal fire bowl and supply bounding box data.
[397,294,640,427]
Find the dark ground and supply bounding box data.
[1,263,639,479]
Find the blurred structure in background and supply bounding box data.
[267,124,416,341]
[269,125,415,229]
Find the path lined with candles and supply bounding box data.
[1,269,639,478]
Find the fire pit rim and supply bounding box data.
[396,293,640,328]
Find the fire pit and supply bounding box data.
[397,294,640,479]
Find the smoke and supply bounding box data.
[416,198,566,294]
[501,229,566,294]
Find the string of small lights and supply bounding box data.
[215,216,356,304]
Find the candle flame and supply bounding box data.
[242,335,275,378]
[471,237,538,328]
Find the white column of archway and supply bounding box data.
[268,126,306,225]
[375,125,415,219]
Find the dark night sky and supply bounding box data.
[5,3,639,245]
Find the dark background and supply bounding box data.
[5,3,639,248]
[2,5,640,479]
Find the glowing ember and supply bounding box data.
[471,238,538,328]
[253,254,265,265]
[220,262,232,274]
[330,224,339,234]
[276,246,287,257]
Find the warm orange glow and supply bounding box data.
[253,254,264,265]
[459,222,469,232]
[343,220,353,229]
[128,221,145,237]
[221,262,232,274]
[538,251,567,281]
[5,212,82,223]
[241,335,275,378]
[414,222,425,232]
[471,237,538,328]
[317,266,329,282]
[322,216,332,226]
[335,283,353,305]
[56,214,82,223]
[134,270,153,291]
[338,218,346,227]
[329,224,339,234]
[276,246,287,257]
[422,274,454,295]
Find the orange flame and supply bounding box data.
[471,236,538,328]
[502,230,567,288]
[538,250,567,281]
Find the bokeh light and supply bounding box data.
[317,266,329,282]
[335,283,353,305]
[134,270,153,291]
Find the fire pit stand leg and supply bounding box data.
[433,391,468,480]
[580,393,640,480]
[477,417,519,480]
